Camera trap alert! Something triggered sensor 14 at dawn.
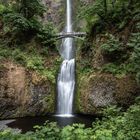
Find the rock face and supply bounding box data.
[0,61,54,119]
[77,73,140,114]
[42,0,64,30]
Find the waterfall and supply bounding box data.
[56,0,75,117]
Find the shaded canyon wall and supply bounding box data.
[0,61,54,119]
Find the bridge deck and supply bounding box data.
[54,32,87,40]
[55,32,86,37]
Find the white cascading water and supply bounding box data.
[57,0,75,117]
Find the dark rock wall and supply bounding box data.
[77,73,140,114]
[42,0,64,30]
[0,61,54,119]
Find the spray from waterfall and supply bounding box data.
[56,0,75,117]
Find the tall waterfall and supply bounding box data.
[57,0,75,117]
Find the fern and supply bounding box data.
[128,24,140,82]
[3,13,30,32]
[101,34,123,52]
[77,0,140,33]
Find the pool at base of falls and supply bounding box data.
[0,114,100,133]
[55,114,74,117]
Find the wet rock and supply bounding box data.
[78,73,140,114]
[0,120,16,131]
[42,0,64,30]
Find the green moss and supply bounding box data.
[76,73,90,113]
[42,93,55,113]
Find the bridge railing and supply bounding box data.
[54,32,87,40]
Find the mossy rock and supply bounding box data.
[77,73,140,114]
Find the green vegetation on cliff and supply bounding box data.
[77,0,140,82]
[0,0,59,83]
[0,0,56,47]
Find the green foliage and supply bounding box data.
[83,2,140,82]
[78,0,140,33]
[128,25,140,83]
[0,46,57,83]
[101,34,123,53]
[0,4,6,13]
[60,124,92,140]
[101,105,122,118]
[99,33,134,77]
[0,97,140,140]
[0,47,11,60]
[91,98,140,140]
[33,122,60,140]
[26,56,44,70]
[102,63,133,77]
[0,1,55,47]
[78,59,93,75]
[3,13,31,32]
[0,2,13,15]
[17,0,45,19]
[37,23,56,47]
[77,0,140,84]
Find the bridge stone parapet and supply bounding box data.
[55,32,87,40]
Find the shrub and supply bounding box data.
[78,0,140,34]
[102,63,133,77]
[37,23,56,47]
[128,23,140,82]
[0,4,6,14]
[3,13,31,32]
[26,56,44,70]
[100,34,123,53]
[0,1,56,47]
[18,0,45,19]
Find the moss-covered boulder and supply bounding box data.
[0,60,55,119]
[77,73,140,114]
